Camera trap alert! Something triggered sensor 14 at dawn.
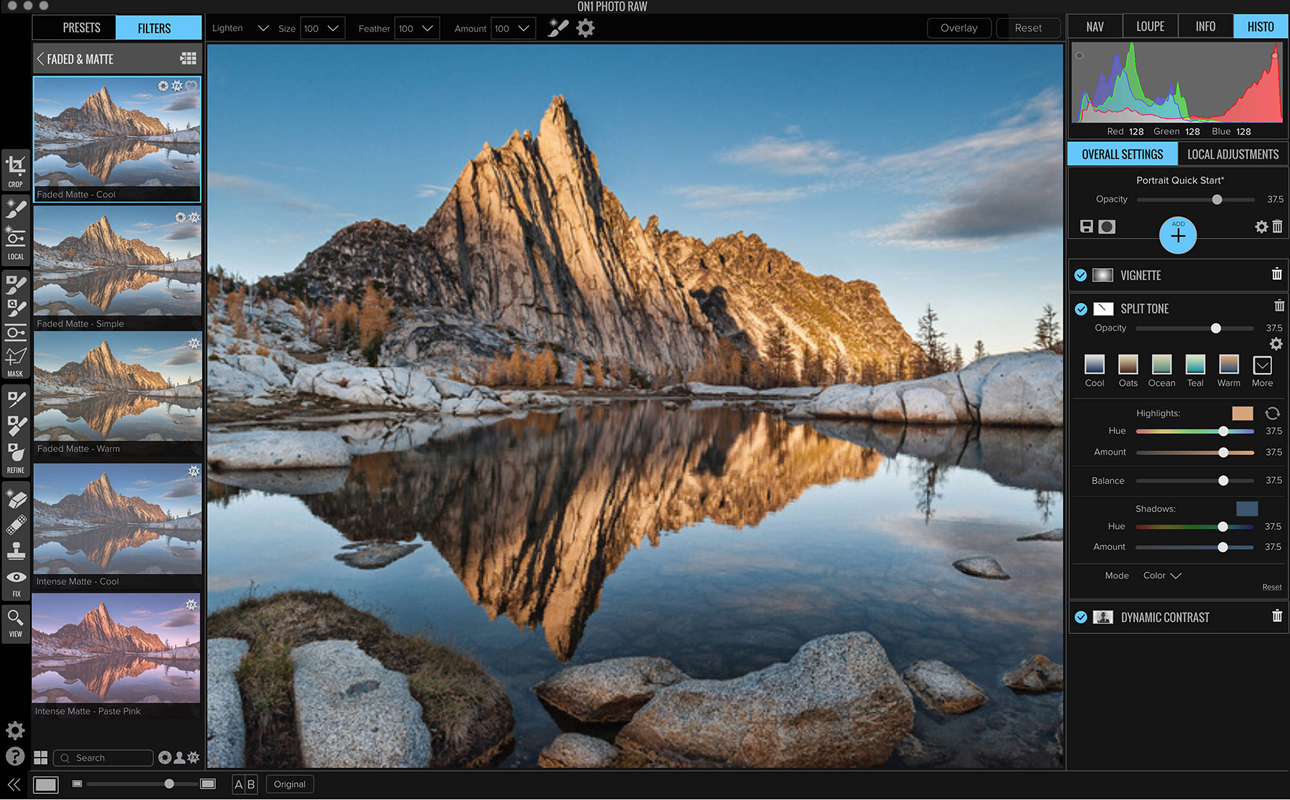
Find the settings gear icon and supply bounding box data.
[5,721,23,741]
[1272,337,1284,351]
[577,18,594,37]
[1255,220,1269,234]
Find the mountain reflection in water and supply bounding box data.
[36,393,202,439]
[211,404,1061,661]
[37,268,201,314]
[33,655,200,701]
[36,138,200,184]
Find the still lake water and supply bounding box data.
[32,656,200,703]
[34,525,202,575]
[35,395,202,441]
[35,139,200,186]
[208,404,1063,768]
[35,270,202,316]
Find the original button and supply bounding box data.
[997,17,1061,39]
[926,18,992,39]
[394,16,439,40]
[266,775,314,794]
[300,16,345,40]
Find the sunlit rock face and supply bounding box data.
[284,97,920,376]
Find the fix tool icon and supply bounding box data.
[3,515,24,536]
[5,490,25,509]
[548,19,569,37]
[6,542,23,560]
[3,201,25,220]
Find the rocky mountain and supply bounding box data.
[42,340,169,391]
[36,472,170,525]
[38,86,168,138]
[44,602,167,653]
[281,96,920,376]
[51,215,170,267]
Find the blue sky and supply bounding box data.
[35,330,202,385]
[209,44,1061,354]
[35,205,202,257]
[34,76,201,133]
[34,462,201,519]
[33,592,201,644]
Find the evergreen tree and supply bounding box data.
[974,340,987,362]
[764,320,795,387]
[1034,304,1060,351]
[915,304,947,377]
[952,344,964,372]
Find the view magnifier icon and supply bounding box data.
[6,609,21,626]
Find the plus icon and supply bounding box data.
[1171,229,1186,243]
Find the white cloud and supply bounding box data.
[416,183,451,198]
[670,184,809,210]
[719,136,851,176]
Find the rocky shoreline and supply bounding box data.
[531,633,1064,769]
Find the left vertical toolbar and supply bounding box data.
[6,12,206,796]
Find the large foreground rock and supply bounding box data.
[207,638,249,769]
[538,733,619,769]
[1003,655,1065,693]
[533,656,688,722]
[615,632,913,768]
[802,351,1062,427]
[291,640,431,768]
[902,660,987,714]
[208,430,351,470]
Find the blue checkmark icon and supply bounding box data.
[1074,303,1088,316]
[1074,610,1088,624]
[1074,269,1087,282]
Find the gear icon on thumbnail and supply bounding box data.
[1272,337,1284,351]
[1255,220,1269,234]
[577,18,594,37]
[5,721,23,741]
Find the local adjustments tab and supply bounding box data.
[1066,33,1288,634]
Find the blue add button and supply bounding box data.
[116,15,202,40]
[1233,14,1287,38]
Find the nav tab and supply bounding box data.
[1124,13,1179,38]
[115,15,202,40]
[32,15,115,40]
[1179,14,1233,38]
[1233,14,1288,38]
[1070,14,1121,38]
